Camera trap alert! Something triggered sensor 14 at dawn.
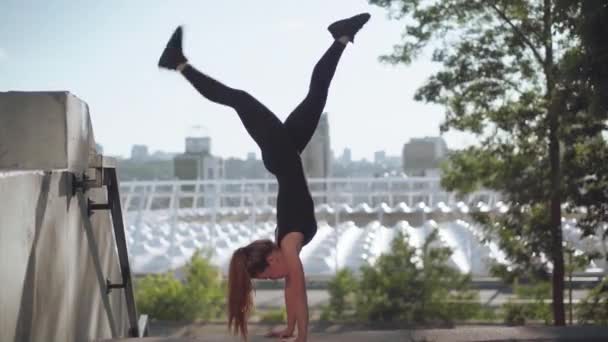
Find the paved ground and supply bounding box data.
[253,289,590,309]
[101,324,608,341]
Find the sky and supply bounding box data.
[0,0,476,160]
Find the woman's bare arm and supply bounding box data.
[281,232,309,340]
[284,280,297,331]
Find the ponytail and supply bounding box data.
[228,248,253,339]
[227,239,277,339]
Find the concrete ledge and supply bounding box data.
[0,91,95,172]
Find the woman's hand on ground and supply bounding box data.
[264,326,294,339]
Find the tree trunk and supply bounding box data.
[544,0,565,326]
[549,109,565,326]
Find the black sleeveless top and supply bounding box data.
[273,157,317,248]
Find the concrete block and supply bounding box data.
[0,91,96,172]
[0,170,128,341]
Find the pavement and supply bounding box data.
[100,324,608,342]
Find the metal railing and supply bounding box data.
[119,176,500,212]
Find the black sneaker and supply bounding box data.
[158,26,187,70]
[328,13,371,43]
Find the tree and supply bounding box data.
[556,1,608,239]
[355,230,477,324]
[369,0,608,325]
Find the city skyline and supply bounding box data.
[0,0,477,161]
[120,137,444,163]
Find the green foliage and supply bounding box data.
[503,302,527,326]
[353,230,478,324]
[369,0,608,325]
[258,308,287,323]
[321,269,358,321]
[483,204,554,283]
[135,273,190,321]
[368,0,561,279]
[577,279,608,324]
[515,282,552,324]
[555,0,608,118]
[564,246,598,324]
[135,250,225,321]
[180,250,226,320]
[470,305,499,322]
[562,136,608,238]
[501,281,552,326]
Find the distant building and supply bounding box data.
[301,112,331,178]
[246,152,256,161]
[131,145,149,161]
[149,150,179,161]
[340,148,352,164]
[174,153,224,180]
[173,136,223,180]
[173,155,199,180]
[385,156,402,169]
[224,156,269,179]
[402,137,448,176]
[374,150,386,164]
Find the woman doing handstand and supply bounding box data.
[158,13,370,341]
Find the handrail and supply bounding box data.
[76,192,119,337]
[81,156,147,338]
[104,167,141,337]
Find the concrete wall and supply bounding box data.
[0,92,130,341]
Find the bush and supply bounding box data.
[135,273,189,320]
[503,302,527,326]
[515,282,552,324]
[135,250,225,321]
[578,278,608,324]
[353,230,478,324]
[470,305,499,322]
[321,269,358,321]
[501,282,552,325]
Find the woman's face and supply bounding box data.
[255,250,287,280]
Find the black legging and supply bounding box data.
[181,41,345,175]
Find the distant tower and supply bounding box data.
[185,136,211,155]
[301,112,331,178]
[341,148,352,164]
[174,134,224,181]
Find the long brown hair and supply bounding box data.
[228,239,276,339]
